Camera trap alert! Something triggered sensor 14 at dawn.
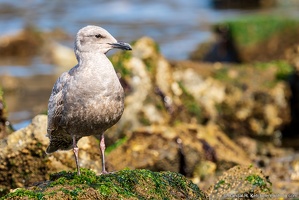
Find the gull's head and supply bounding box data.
[75,25,132,54]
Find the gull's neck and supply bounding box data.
[76,51,112,69]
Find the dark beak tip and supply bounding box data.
[122,43,132,51]
[127,45,132,51]
[111,42,132,51]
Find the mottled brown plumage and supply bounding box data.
[46,25,132,175]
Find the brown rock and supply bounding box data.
[207,165,272,199]
[107,123,251,177]
[0,115,103,195]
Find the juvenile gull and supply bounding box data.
[46,25,132,175]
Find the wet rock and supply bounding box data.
[0,115,103,196]
[263,153,299,194]
[0,87,5,135]
[171,61,291,138]
[283,44,299,140]
[0,86,12,139]
[285,44,299,73]
[2,168,208,200]
[106,36,293,148]
[190,25,241,63]
[107,37,179,144]
[172,66,226,121]
[207,165,272,199]
[191,16,299,63]
[45,42,77,71]
[107,123,251,177]
[0,74,57,125]
[0,26,75,68]
[211,0,275,9]
[0,26,44,64]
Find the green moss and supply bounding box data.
[137,110,151,126]
[213,60,293,93]
[106,136,128,154]
[0,87,3,99]
[214,180,226,190]
[3,169,207,199]
[60,187,82,199]
[178,82,202,122]
[153,41,160,53]
[213,67,230,81]
[50,170,75,184]
[254,60,294,80]
[144,58,156,74]
[245,174,272,193]
[110,50,132,77]
[0,86,7,117]
[218,15,299,47]
[1,188,44,200]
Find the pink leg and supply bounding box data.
[100,134,108,174]
[73,136,81,176]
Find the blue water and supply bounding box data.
[1,1,299,60]
[0,0,247,60]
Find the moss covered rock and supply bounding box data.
[191,15,299,63]
[208,165,272,199]
[2,169,208,200]
[107,123,251,177]
[0,115,103,197]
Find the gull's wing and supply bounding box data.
[47,71,70,136]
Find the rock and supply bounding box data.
[0,75,57,125]
[107,123,251,177]
[45,42,77,71]
[0,114,253,196]
[0,25,75,68]
[211,0,275,9]
[283,44,299,139]
[207,165,272,199]
[285,44,299,73]
[2,168,208,200]
[171,60,291,138]
[173,67,226,121]
[191,16,299,63]
[0,26,44,64]
[0,87,5,136]
[263,153,299,194]
[109,38,291,140]
[1,35,298,198]
[107,37,179,144]
[0,115,103,196]
[0,86,11,139]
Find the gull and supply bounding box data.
[46,25,132,175]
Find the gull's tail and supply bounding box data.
[45,132,73,154]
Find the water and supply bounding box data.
[0,0,247,59]
[1,0,299,128]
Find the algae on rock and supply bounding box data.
[208,165,272,199]
[191,15,299,62]
[2,168,208,200]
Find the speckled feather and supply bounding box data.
[46,26,127,154]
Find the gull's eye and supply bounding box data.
[95,34,104,38]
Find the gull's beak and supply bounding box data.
[110,42,132,51]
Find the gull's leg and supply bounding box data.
[73,136,81,176]
[100,133,108,174]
